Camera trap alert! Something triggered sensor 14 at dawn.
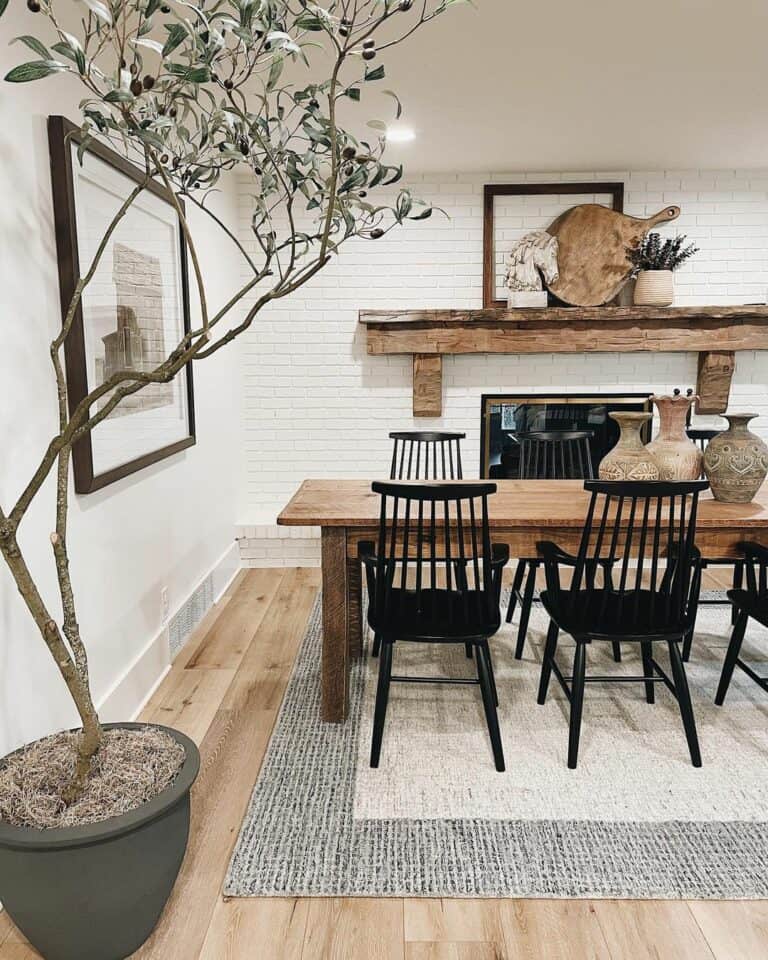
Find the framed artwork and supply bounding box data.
[48,114,195,494]
[482,181,624,308]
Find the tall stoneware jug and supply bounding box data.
[646,391,703,481]
[599,412,660,480]
[703,413,768,502]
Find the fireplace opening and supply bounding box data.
[480,393,653,479]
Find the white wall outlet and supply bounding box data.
[161,587,170,624]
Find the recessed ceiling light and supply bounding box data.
[386,126,416,143]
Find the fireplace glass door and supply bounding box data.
[480,393,652,479]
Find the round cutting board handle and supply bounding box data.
[644,205,681,228]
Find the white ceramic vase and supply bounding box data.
[633,269,674,307]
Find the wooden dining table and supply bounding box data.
[277,479,768,722]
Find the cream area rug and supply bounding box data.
[225,592,768,898]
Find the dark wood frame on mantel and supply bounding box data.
[48,115,196,493]
[482,182,625,308]
[359,305,768,418]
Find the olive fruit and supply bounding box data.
[160,153,169,164]
[143,75,155,90]
[308,98,319,109]
[342,145,356,160]
[339,25,349,37]
[362,48,376,60]
[370,228,384,239]
[130,78,143,97]
[239,139,249,155]
[344,163,354,176]
[400,0,413,9]
[161,3,170,11]
[169,106,177,118]
[224,78,234,90]
[363,39,375,49]
[26,0,41,12]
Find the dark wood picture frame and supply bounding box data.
[48,115,196,494]
[482,182,625,309]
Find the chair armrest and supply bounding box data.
[738,541,768,563]
[537,541,576,565]
[491,543,510,569]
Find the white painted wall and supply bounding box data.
[236,169,768,565]
[0,6,243,755]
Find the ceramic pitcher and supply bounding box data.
[646,392,703,481]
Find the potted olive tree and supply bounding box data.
[0,0,464,956]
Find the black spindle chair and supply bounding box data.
[537,479,707,769]
[684,426,743,641]
[360,481,510,771]
[372,431,467,660]
[389,431,465,480]
[505,430,600,661]
[715,541,768,705]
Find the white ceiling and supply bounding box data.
[374,0,768,172]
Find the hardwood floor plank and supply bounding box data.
[0,945,40,960]
[172,569,248,669]
[404,900,504,946]
[406,943,501,960]
[593,900,715,960]
[499,900,611,959]
[301,898,404,960]
[142,667,236,743]
[199,898,308,960]
[689,901,768,960]
[133,567,320,960]
[185,568,285,670]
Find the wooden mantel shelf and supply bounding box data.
[359,305,768,417]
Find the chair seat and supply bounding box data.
[541,588,692,641]
[728,588,768,627]
[369,587,500,642]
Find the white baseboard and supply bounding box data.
[98,541,241,723]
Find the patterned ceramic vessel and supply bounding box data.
[633,269,673,306]
[646,393,703,481]
[599,412,660,481]
[703,413,768,503]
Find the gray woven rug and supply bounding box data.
[225,591,768,898]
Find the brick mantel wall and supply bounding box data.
[236,168,768,565]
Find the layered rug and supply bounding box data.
[225,592,768,899]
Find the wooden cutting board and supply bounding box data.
[545,204,680,306]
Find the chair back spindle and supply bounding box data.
[517,430,594,480]
[389,432,465,480]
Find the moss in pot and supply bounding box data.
[628,232,699,306]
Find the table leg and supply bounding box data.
[346,556,363,660]
[321,527,349,722]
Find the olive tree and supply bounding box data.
[0,0,465,799]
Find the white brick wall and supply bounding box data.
[236,169,768,565]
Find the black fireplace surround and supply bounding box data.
[480,393,653,480]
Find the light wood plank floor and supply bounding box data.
[2,565,765,960]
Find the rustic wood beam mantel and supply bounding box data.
[359,305,768,417]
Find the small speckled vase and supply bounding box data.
[646,393,703,481]
[599,412,660,481]
[703,413,768,503]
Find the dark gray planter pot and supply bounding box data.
[0,722,200,960]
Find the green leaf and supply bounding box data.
[81,0,113,25]
[345,86,360,102]
[5,60,66,83]
[267,56,283,91]
[104,88,135,102]
[0,0,9,20]
[384,164,403,185]
[12,36,52,59]
[162,22,188,56]
[364,64,385,82]
[145,0,161,16]
[382,89,402,119]
[410,207,433,220]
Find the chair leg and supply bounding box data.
[715,609,749,706]
[731,560,745,626]
[372,632,381,658]
[515,562,537,659]
[611,641,622,663]
[668,639,702,768]
[682,627,693,663]
[370,640,393,768]
[476,643,505,772]
[640,640,655,704]
[505,559,527,623]
[465,643,473,660]
[537,620,559,705]
[568,642,587,770]
[485,642,499,707]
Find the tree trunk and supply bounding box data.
[0,515,102,798]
